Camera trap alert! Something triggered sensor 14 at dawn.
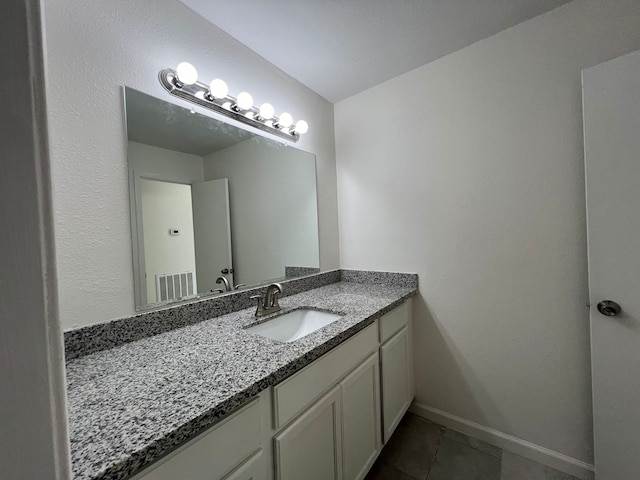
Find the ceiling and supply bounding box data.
[125,87,253,156]
[179,0,572,103]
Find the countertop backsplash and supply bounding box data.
[64,269,418,360]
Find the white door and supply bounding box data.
[191,178,234,293]
[583,50,640,479]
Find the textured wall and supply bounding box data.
[128,141,204,306]
[204,140,319,286]
[42,0,339,330]
[335,0,640,466]
[0,1,70,478]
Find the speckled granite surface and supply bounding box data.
[65,269,417,360]
[284,265,321,278]
[64,270,342,360]
[66,279,416,480]
[341,269,419,289]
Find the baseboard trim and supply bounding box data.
[410,403,595,480]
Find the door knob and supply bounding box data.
[597,300,622,317]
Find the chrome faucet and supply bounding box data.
[251,283,283,317]
[216,276,231,292]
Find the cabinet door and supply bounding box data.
[274,386,342,480]
[380,326,411,443]
[341,352,381,480]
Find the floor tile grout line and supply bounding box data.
[424,426,447,479]
[445,439,503,460]
[442,428,504,460]
[371,413,576,480]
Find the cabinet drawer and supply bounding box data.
[221,449,265,480]
[273,323,378,429]
[379,300,411,343]
[139,399,261,480]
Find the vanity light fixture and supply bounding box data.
[275,112,293,129]
[258,103,275,120]
[234,92,254,111]
[158,62,308,142]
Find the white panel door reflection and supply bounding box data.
[192,178,234,295]
[139,177,233,304]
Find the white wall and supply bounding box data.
[128,141,204,305]
[0,1,70,478]
[43,0,339,330]
[335,0,640,469]
[128,141,204,184]
[204,139,320,286]
[140,180,196,303]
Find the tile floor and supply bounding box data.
[365,413,583,480]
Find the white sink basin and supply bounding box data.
[246,309,342,343]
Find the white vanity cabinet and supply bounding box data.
[341,352,382,480]
[378,301,414,443]
[274,386,343,480]
[134,298,413,480]
[273,351,382,480]
[136,397,265,480]
[222,450,265,480]
[272,323,380,480]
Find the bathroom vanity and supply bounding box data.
[137,301,412,480]
[59,87,417,480]
[65,271,417,480]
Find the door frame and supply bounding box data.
[128,168,196,308]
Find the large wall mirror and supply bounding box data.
[125,87,320,310]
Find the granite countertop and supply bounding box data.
[66,280,416,480]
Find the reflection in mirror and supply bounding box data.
[124,87,320,310]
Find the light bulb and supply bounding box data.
[278,112,293,128]
[176,62,198,85]
[209,79,228,99]
[259,103,275,119]
[236,92,253,110]
[294,120,309,134]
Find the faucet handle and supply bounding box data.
[251,294,266,317]
[250,294,265,306]
[271,288,281,306]
[264,283,283,308]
